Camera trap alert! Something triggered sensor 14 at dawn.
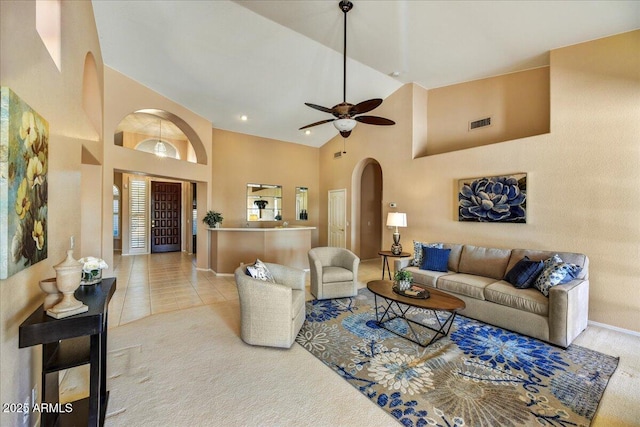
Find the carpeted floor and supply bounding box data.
[297,288,619,427]
[90,286,640,426]
[102,301,396,426]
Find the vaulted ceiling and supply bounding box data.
[92,0,639,147]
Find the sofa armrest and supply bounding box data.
[548,278,589,347]
[394,257,412,272]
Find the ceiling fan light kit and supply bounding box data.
[299,0,395,138]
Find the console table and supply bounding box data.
[19,278,116,427]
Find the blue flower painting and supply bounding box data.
[458,174,526,223]
[1,87,48,279]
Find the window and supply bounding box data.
[129,178,148,253]
[36,0,61,71]
[113,185,120,237]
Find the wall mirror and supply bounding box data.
[247,184,282,221]
[296,187,308,221]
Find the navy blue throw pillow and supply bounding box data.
[505,256,544,289]
[420,247,451,272]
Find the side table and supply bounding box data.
[377,250,411,280]
[19,278,116,427]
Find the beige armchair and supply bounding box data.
[308,247,360,300]
[234,262,306,348]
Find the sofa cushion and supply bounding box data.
[441,243,463,272]
[322,266,354,283]
[485,281,549,316]
[404,266,449,288]
[533,254,583,296]
[437,274,496,300]
[420,247,451,272]
[410,241,442,266]
[458,245,512,280]
[504,256,544,289]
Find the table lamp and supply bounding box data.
[386,212,407,255]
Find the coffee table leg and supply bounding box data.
[374,296,458,347]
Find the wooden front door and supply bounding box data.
[151,181,181,253]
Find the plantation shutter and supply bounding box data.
[129,178,149,253]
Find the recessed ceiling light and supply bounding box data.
[305,130,311,135]
[240,115,248,121]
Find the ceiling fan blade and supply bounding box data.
[304,103,334,114]
[299,118,336,130]
[350,98,383,115]
[355,116,395,126]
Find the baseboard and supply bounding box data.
[588,320,640,338]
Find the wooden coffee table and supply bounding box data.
[367,280,466,347]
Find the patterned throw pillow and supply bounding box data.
[246,259,275,283]
[504,256,544,289]
[533,254,582,296]
[410,241,443,266]
[420,247,451,272]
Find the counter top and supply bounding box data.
[207,226,316,232]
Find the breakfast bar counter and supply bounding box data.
[208,226,316,274]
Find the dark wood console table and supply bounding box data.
[19,278,116,427]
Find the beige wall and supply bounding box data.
[211,129,320,246]
[319,30,640,333]
[420,67,550,156]
[0,1,104,424]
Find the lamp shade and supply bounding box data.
[333,118,357,132]
[386,212,407,227]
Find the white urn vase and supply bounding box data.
[47,250,88,318]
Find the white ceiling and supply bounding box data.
[92,0,639,147]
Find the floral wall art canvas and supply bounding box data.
[458,173,526,223]
[0,88,48,279]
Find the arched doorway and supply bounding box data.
[351,158,383,259]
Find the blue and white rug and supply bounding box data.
[296,288,618,427]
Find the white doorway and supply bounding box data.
[328,189,346,248]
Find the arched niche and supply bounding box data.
[350,157,383,257]
[114,109,207,165]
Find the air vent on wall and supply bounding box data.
[334,151,343,159]
[469,116,492,131]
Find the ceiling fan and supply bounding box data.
[299,0,395,138]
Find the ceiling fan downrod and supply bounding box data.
[339,1,353,103]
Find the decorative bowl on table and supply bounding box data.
[392,283,430,299]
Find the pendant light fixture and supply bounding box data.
[154,119,167,157]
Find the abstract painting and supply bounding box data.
[458,173,526,223]
[1,87,48,279]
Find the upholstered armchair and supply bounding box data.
[308,247,360,300]
[234,263,306,348]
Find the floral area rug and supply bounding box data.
[296,288,618,427]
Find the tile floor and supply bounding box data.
[108,251,385,328]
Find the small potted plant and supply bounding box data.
[203,210,223,228]
[394,270,413,291]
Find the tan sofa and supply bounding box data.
[395,244,589,347]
